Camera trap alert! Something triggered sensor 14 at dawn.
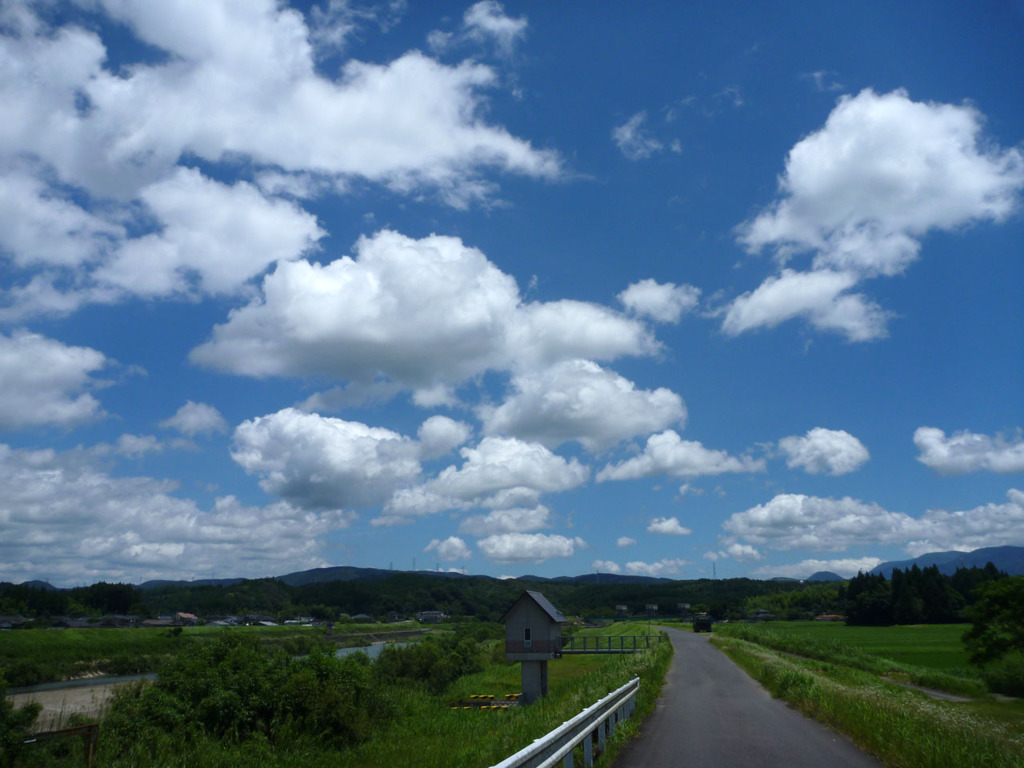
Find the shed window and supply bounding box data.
[524,627,532,648]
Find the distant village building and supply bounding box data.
[174,612,199,626]
[416,610,445,623]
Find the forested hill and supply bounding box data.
[869,545,1024,577]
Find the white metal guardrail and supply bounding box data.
[489,676,640,768]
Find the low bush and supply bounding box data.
[981,651,1024,697]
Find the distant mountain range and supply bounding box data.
[14,545,1023,591]
[869,545,1024,578]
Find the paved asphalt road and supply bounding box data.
[613,628,882,768]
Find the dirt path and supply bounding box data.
[8,682,122,729]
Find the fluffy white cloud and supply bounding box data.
[778,427,870,475]
[722,489,1024,556]
[617,536,637,548]
[0,331,108,430]
[914,427,1024,475]
[597,430,765,481]
[160,401,228,438]
[0,1,560,315]
[0,444,351,585]
[618,279,700,323]
[192,230,658,392]
[480,360,684,451]
[93,168,323,298]
[754,557,882,579]
[624,558,688,577]
[591,559,622,574]
[646,516,692,536]
[477,532,584,563]
[709,543,762,562]
[722,269,889,341]
[424,536,472,562]
[458,506,550,536]
[383,436,588,521]
[232,408,421,510]
[613,112,663,160]
[729,89,1024,339]
[417,415,473,460]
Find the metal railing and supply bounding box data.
[489,677,640,768]
[559,635,658,654]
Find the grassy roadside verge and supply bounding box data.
[716,622,985,697]
[711,632,1024,768]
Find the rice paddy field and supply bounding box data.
[711,622,1024,768]
[749,621,974,671]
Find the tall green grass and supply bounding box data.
[713,634,1024,768]
[716,622,986,697]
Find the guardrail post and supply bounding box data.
[584,729,594,767]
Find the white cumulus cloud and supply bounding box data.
[727,88,1024,340]
[160,401,228,438]
[914,427,1024,475]
[425,536,472,561]
[192,231,658,393]
[458,506,550,536]
[618,279,700,323]
[778,427,870,475]
[597,430,764,481]
[646,516,692,536]
[721,489,1024,556]
[625,558,688,577]
[383,436,589,522]
[477,532,584,563]
[0,331,108,430]
[480,359,685,452]
[0,444,351,585]
[231,408,421,510]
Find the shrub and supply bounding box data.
[981,651,1024,697]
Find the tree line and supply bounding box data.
[1,574,811,623]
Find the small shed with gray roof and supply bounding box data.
[500,590,568,704]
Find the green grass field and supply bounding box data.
[751,621,973,670]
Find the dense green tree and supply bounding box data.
[963,575,1024,665]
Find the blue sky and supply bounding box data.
[1,1,1022,587]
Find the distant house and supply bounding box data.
[747,610,775,622]
[99,614,138,628]
[243,614,276,625]
[386,611,402,623]
[416,610,444,623]
[174,612,199,626]
[0,615,27,630]
[815,614,846,622]
[142,618,175,628]
[351,613,374,623]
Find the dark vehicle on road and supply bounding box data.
[692,613,713,632]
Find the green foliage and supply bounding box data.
[963,575,1024,665]
[102,632,397,760]
[980,651,1024,698]
[0,672,41,768]
[375,634,483,693]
